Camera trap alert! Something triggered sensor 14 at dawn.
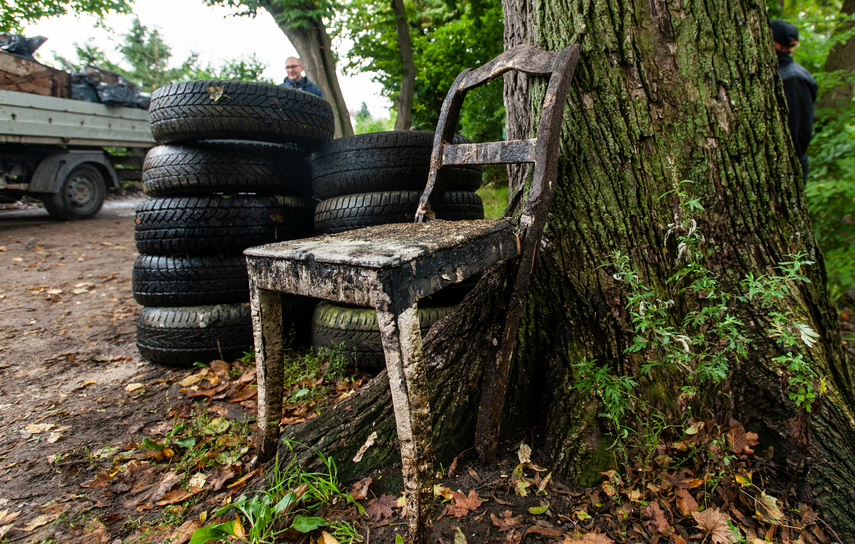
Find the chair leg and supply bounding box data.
[376,304,433,544]
[249,282,286,464]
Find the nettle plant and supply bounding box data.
[573,182,824,451]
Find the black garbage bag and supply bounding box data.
[0,33,47,61]
[135,92,151,110]
[71,83,100,103]
[96,77,143,108]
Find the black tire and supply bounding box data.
[43,164,106,220]
[134,195,314,255]
[133,254,249,307]
[311,301,455,369]
[149,80,334,148]
[136,303,253,367]
[313,190,484,234]
[142,141,312,197]
[311,131,483,199]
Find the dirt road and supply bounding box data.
[0,198,193,540]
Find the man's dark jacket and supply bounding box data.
[777,52,817,181]
[281,76,324,99]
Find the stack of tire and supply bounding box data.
[132,80,333,366]
[309,131,484,369]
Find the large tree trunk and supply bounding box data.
[391,0,415,130]
[261,2,354,138]
[818,0,855,112]
[279,0,855,538]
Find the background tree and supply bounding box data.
[0,0,131,33]
[206,0,353,138]
[284,0,855,538]
[336,0,505,141]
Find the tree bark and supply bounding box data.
[274,0,855,539]
[818,0,855,112]
[260,2,354,138]
[391,0,415,130]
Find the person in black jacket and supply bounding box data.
[771,19,818,184]
[281,57,324,99]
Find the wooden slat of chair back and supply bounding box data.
[416,44,581,225]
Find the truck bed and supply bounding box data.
[0,89,155,147]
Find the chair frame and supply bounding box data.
[244,43,580,544]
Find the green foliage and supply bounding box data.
[190,441,363,544]
[354,101,396,134]
[204,0,335,29]
[59,18,271,90]
[573,183,822,454]
[0,0,131,33]
[476,181,508,219]
[772,3,855,304]
[335,0,505,140]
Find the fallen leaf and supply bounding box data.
[0,509,20,526]
[754,491,784,524]
[24,423,55,434]
[562,532,614,543]
[528,502,550,515]
[366,494,398,521]
[211,469,236,491]
[447,456,458,477]
[318,531,340,544]
[350,477,372,501]
[693,508,737,543]
[22,513,59,531]
[645,501,670,534]
[226,468,260,489]
[188,473,207,489]
[676,488,699,515]
[178,369,209,387]
[445,490,485,518]
[525,525,565,538]
[434,485,454,500]
[453,526,467,544]
[727,419,759,456]
[518,443,532,463]
[125,383,145,392]
[491,510,523,532]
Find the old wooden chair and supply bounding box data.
[244,43,580,544]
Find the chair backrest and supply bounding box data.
[415,44,580,245]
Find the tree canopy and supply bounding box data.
[0,0,132,33]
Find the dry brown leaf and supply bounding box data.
[490,510,523,532]
[676,488,699,515]
[524,525,566,538]
[693,508,737,544]
[156,487,199,506]
[229,384,257,403]
[562,531,614,543]
[24,423,55,434]
[177,369,209,387]
[227,468,260,490]
[210,360,231,376]
[167,519,201,544]
[445,490,485,518]
[318,530,340,544]
[350,477,372,501]
[366,494,398,521]
[727,419,759,456]
[22,513,59,531]
[211,469,236,491]
[447,456,458,478]
[645,501,670,534]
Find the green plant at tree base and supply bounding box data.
[189,441,364,544]
[572,182,824,458]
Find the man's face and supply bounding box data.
[286,59,303,81]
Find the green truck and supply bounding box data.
[0,89,154,220]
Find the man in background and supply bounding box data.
[771,19,818,184]
[281,57,324,99]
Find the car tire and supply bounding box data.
[132,254,249,307]
[134,195,314,255]
[149,80,334,149]
[142,141,312,197]
[313,190,484,234]
[136,303,253,366]
[311,301,455,369]
[311,131,482,199]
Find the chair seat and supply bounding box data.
[244,219,519,307]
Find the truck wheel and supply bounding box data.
[149,80,334,149]
[134,195,315,255]
[311,301,455,369]
[132,254,249,306]
[311,131,483,199]
[43,164,106,220]
[136,303,253,367]
[313,190,484,234]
